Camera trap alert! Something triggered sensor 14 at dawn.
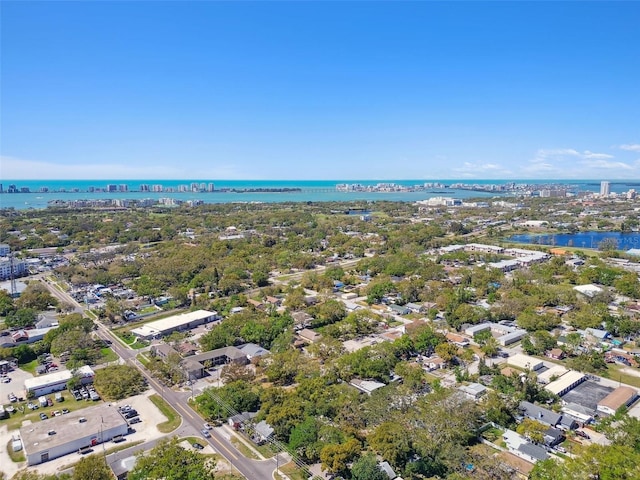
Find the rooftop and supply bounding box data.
[545,370,586,396]
[598,386,637,411]
[130,309,217,337]
[20,404,126,454]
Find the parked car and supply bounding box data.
[128,417,141,425]
[124,410,138,419]
[40,413,48,420]
[192,442,204,450]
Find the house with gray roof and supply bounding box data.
[519,401,562,427]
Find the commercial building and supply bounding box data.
[20,404,128,465]
[0,256,27,281]
[596,386,638,415]
[545,370,586,396]
[537,365,569,384]
[130,309,220,340]
[498,329,528,346]
[464,323,491,337]
[508,354,544,371]
[600,181,610,196]
[24,366,94,397]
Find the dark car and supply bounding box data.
[129,417,142,425]
[192,442,204,450]
[124,410,138,419]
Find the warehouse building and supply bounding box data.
[130,309,220,340]
[537,365,569,385]
[498,329,528,346]
[20,403,128,465]
[545,370,586,397]
[24,366,95,397]
[597,386,638,416]
[508,354,544,371]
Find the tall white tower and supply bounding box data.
[600,181,610,196]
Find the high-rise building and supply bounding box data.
[600,181,610,196]
[208,183,215,192]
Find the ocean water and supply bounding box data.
[509,232,640,250]
[0,179,635,211]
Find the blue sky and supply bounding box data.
[1,1,639,180]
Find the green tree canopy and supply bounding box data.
[93,364,147,400]
[128,437,216,480]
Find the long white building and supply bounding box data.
[24,366,94,397]
[130,309,220,340]
[20,404,128,465]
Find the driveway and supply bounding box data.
[1,367,33,403]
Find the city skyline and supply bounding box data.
[1,2,639,180]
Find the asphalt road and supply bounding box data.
[39,277,279,480]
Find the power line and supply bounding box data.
[201,387,322,479]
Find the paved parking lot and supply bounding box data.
[0,389,173,478]
[1,367,33,404]
[561,381,613,413]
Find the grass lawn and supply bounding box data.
[7,439,26,463]
[98,347,118,364]
[149,394,181,433]
[255,442,277,458]
[139,305,160,315]
[115,331,148,349]
[280,461,312,480]
[605,364,640,389]
[230,438,261,460]
[19,359,39,375]
[136,353,151,367]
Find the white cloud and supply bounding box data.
[0,156,247,180]
[582,159,634,170]
[619,144,640,152]
[521,147,640,179]
[583,151,614,159]
[452,161,513,178]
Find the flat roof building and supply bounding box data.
[545,370,586,396]
[597,386,638,415]
[498,329,527,346]
[537,365,569,384]
[464,323,491,337]
[130,309,219,340]
[24,366,94,397]
[20,403,128,465]
[508,354,544,371]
